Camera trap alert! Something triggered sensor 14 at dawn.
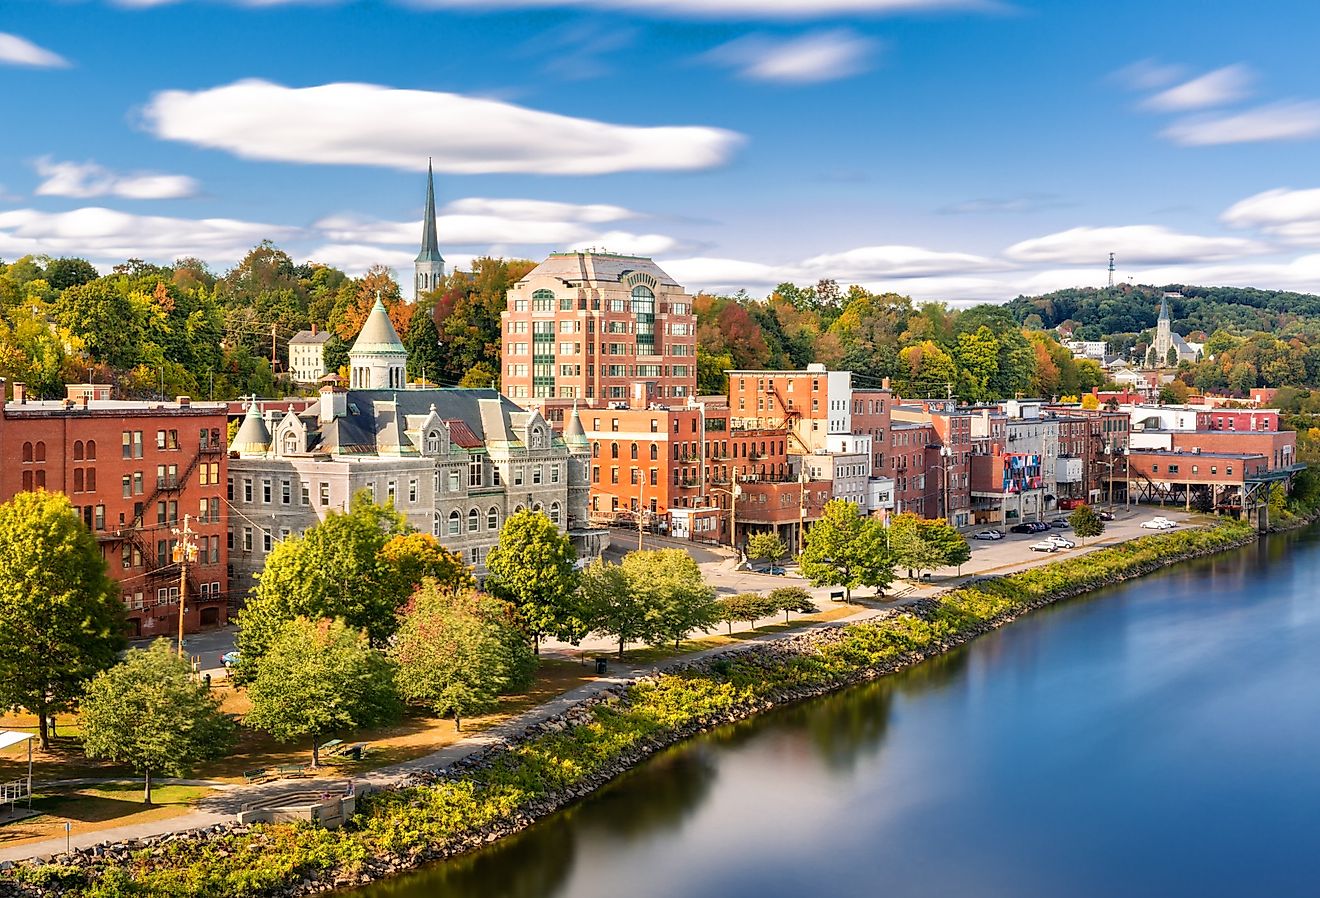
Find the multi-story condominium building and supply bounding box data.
[0,383,229,637]
[229,299,603,590]
[500,252,697,418]
[288,327,332,383]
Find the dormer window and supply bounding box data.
[282,432,298,455]
[426,430,441,454]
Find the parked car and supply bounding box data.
[1049,518,1071,529]
[221,650,240,669]
[1047,535,1076,549]
[1098,510,1115,521]
[1010,523,1036,534]
[1141,517,1177,530]
[1029,540,1059,552]
[1030,521,1051,533]
[973,529,1004,540]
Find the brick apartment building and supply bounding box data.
[0,384,230,637]
[500,252,697,421]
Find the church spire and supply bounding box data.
[1158,296,1170,322]
[414,159,446,297]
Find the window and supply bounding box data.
[448,510,461,536]
[427,430,440,454]
[550,464,560,484]
[409,478,418,503]
[320,482,330,506]
[549,502,561,525]
[449,470,461,492]
[301,481,310,505]
[122,474,132,498]
[134,471,144,495]
[533,465,542,485]
[433,512,441,537]
[263,530,272,552]
[22,442,32,463]
[468,508,479,533]
[74,441,84,461]
[242,478,253,502]
[242,527,253,551]
[281,480,291,504]
[387,480,397,506]
[85,439,96,460]
[488,506,499,530]
[532,288,556,312]
[262,479,272,503]
[469,454,483,488]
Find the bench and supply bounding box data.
[829,590,845,601]
[327,742,370,762]
[243,767,271,784]
[275,763,310,778]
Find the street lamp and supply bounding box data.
[930,445,954,526]
[1100,443,1127,508]
[798,468,809,557]
[708,474,742,555]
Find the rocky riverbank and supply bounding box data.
[0,519,1266,898]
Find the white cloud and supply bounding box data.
[33,157,199,200]
[569,231,681,256]
[1143,64,1253,112]
[0,207,295,264]
[141,79,743,175]
[1005,225,1268,265]
[442,198,641,224]
[1161,101,1320,146]
[1222,187,1320,244]
[705,29,876,83]
[0,33,69,68]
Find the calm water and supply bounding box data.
[356,525,1320,898]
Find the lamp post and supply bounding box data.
[932,445,954,525]
[798,469,809,557]
[1101,444,1127,508]
[708,474,742,555]
[170,515,199,661]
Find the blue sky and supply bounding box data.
[6,0,1320,301]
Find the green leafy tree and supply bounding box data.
[1068,504,1105,545]
[404,311,447,384]
[745,531,786,565]
[485,509,583,651]
[621,549,719,649]
[0,490,124,748]
[923,517,972,572]
[716,592,774,633]
[799,499,893,600]
[579,558,647,659]
[237,492,409,671]
[81,640,236,803]
[888,512,952,580]
[767,586,818,625]
[378,532,475,598]
[245,617,400,766]
[391,583,534,730]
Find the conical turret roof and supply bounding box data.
[350,296,407,356]
[232,400,271,455]
[563,403,588,450]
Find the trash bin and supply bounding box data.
[595,658,608,675]
[202,673,212,690]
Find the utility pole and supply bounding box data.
[638,473,645,551]
[798,469,808,557]
[171,515,199,660]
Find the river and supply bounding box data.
[354,525,1320,898]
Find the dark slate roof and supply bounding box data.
[289,329,332,345]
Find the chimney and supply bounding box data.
[882,376,891,390]
[319,383,346,424]
[311,323,318,336]
[177,396,191,408]
[12,383,25,405]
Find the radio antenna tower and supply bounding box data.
[1107,252,1116,288]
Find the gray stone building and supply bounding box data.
[228,299,602,591]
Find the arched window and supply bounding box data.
[448,510,461,537]
[631,285,655,354]
[282,432,298,455]
[433,512,441,537]
[468,508,479,533]
[427,431,440,454]
[532,288,555,312]
[73,441,84,461]
[21,442,32,463]
[515,504,525,514]
[487,506,499,530]
[650,444,658,461]
[549,502,561,525]
[35,442,45,462]
[592,443,600,458]
[86,440,96,460]
[630,442,638,460]
[611,442,619,459]
[533,502,543,513]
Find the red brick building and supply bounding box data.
[0,385,230,637]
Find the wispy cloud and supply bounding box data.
[1142,64,1253,112]
[140,80,743,175]
[33,157,199,200]
[1222,186,1320,243]
[1161,101,1320,146]
[937,193,1071,215]
[704,29,877,83]
[1110,58,1184,92]
[1004,225,1268,265]
[0,32,70,68]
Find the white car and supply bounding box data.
[1029,540,1059,552]
[973,529,1004,541]
[1047,535,1076,549]
[1141,518,1177,530]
